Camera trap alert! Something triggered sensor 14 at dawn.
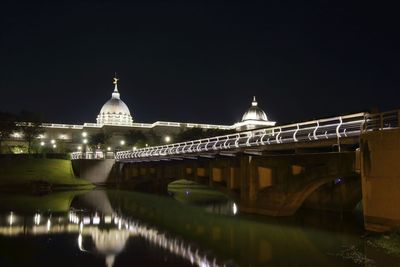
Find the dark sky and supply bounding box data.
[1,1,399,125]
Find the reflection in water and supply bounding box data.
[1,189,398,267]
[0,209,221,267]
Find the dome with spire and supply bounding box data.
[241,96,268,122]
[234,96,275,131]
[97,77,133,126]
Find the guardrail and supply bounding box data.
[116,112,370,161]
[70,110,399,162]
[71,151,115,160]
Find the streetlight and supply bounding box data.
[164,136,171,143]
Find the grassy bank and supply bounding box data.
[0,158,93,190]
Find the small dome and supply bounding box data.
[241,96,268,121]
[97,77,133,126]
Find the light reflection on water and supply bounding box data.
[0,189,398,267]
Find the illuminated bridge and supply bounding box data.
[110,111,398,162]
[70,110,400,226]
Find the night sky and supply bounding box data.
[1,1,399,126]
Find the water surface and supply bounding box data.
[0,189,398,267]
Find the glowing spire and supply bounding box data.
[113,73,119,92]
[111,74,120,99]
[251,96,258,106]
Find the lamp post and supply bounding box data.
[82,131,88,159]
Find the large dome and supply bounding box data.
[241,96,268,121]
[97,78,133,126]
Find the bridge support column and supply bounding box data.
[361,128,400,231]
[240,155,258,203]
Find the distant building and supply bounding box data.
[4,78,275,153]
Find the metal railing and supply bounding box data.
[115,112,370,161]
[71,151,115,160]
[69,110,399,162]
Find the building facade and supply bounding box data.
[4,78,275,153]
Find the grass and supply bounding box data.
[0,158,92,187]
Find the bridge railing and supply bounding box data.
[364,110,400,131]
[71,151,115,160]
[116,112,367,161]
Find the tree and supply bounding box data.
[125,130,148,148]
[88,132,111,150]
[0,111,17,153]
[18,110,45,154]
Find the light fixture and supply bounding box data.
[50,139,56,144]
[77,146,82,150]
[107,147,111,151]
[165,136,171,143]
[83,139,88,144]
[82,132,87,137]
[40,141,45,146]
[53,144,57,148]
[120,140,125,146]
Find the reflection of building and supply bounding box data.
[4,77,275,152]
[0,210,221,267]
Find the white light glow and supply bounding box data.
[77,146,82,150]
[82,132,87,137]
[53,144,57,148]
[83,217,90,224]
[107,147,111,151]
[233,203,238,215]
[164,136,171,143]
[133,146,137,150]
[34,214,41,225]
[47,219,51,231]
[50,139,56,144]
[93,215,100,225]
[120,140,125,145]
[8,212,14,226]
[104,215,112,224]
[40,141,45,146]
[83,139,88,144]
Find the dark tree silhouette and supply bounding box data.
[0,111,17,153]
[18,110,45,154]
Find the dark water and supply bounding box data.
[0,189,398,267]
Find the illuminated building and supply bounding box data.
[4,77,275,152]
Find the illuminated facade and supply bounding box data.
[4,78,275,152]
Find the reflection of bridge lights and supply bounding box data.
[232,203,238,215]
[93,214,100,225]
[34,213,41,225]
[104,215,112,224]
[83,217,91,225]
[47,219,51,231]
[8,212,14,226]
[1,211,223,267]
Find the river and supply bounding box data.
[0,188,398,267]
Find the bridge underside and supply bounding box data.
[118,151,361,216]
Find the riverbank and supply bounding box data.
[0,158,93,193]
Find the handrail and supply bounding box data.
[70,110,400,162]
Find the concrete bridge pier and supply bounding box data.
[361,128,400,232]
